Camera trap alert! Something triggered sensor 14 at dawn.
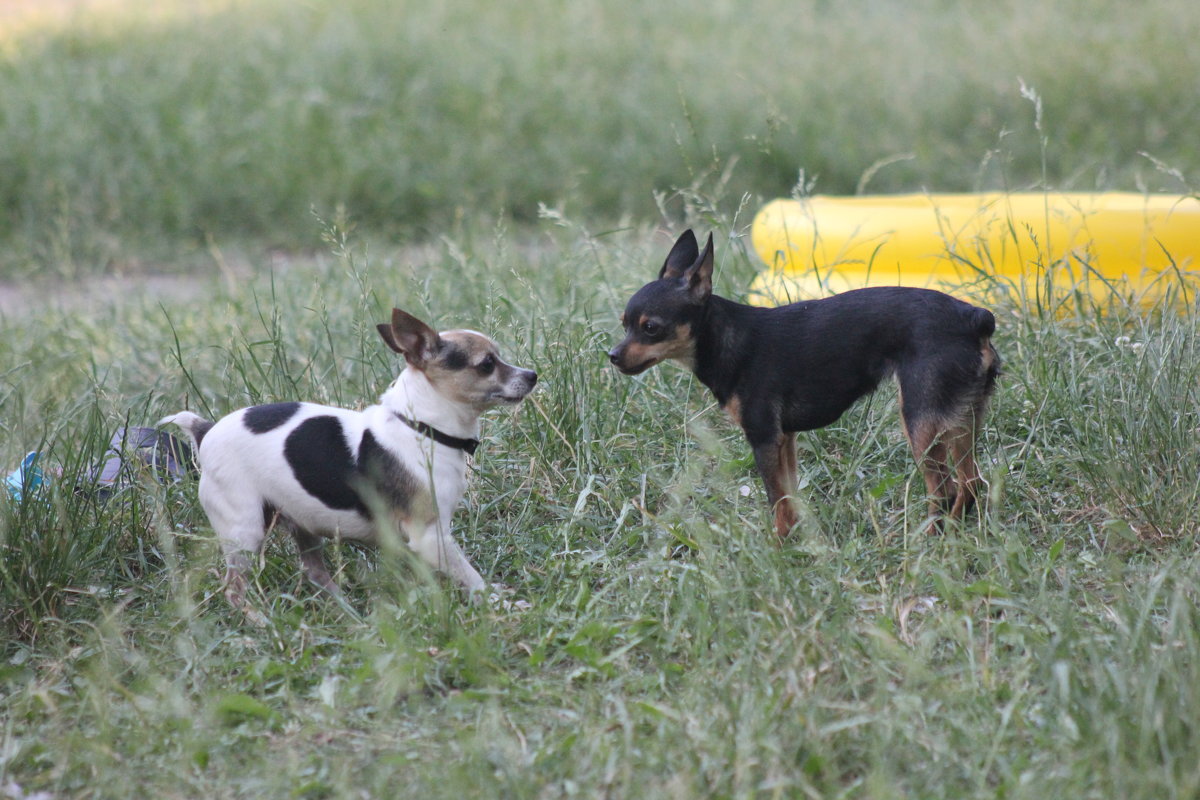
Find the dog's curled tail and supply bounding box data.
[970,305,996,339]
[969,306,1002,392]
[157,411,215,449]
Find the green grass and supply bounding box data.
[3,204,1200,797]
[0,0,1198,277]
[3,1,1200,797]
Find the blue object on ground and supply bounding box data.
[3,429,195,504]
[4,452,48,501]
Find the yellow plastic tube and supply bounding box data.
[748,193,1200,307]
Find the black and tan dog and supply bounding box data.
[609,230,1000,537]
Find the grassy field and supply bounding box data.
[0,0,1197,277]
[3,213,1200,798]
[3,1,1200,798]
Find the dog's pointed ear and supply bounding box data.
[683,233,714,300]
[378,308,440,366]
[659,229,700,280]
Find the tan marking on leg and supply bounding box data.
[780,432,798,495]
[754,434,800,539]
[773,496,800,539]
[904,416,955,522]
[776,433,799,537]
[946,415,985,519]
[724,395,742,427]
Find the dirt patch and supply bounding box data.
[0,273,218,318]
[0,0,104,29]
[0,249,329,318]
[0,0,93,18]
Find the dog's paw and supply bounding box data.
[486,584,531,612]
[240,607,271,628]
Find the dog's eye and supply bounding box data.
[476,354,496,375]
[641,319,661,337]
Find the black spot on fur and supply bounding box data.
[283,416,368,514]
[245,402,302,434]
[441,344,469,370]
[191,419,215,448]
[357,429,419,513]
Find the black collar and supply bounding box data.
[393,412,480,456]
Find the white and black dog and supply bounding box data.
[160,308,537,612]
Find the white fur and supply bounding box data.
[161,363,519,601]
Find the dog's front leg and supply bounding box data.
[751,434,800,538]
[406,519,487,597]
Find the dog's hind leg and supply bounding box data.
[947,344,999,519]
[287,525,343,598]
[781,432,798,498]
[902,416,955,522]
[752,434,800,538]
[199,475,269,613]
[219,519,268,613]
[946,428,981,519]
[221,551,254,612]
[946,400,989,519]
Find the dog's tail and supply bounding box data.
[968,306,1002,393]
[969,305,996,339]
[157,411,215,449]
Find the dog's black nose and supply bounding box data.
[527,370,538,386]
[607,348,620,364]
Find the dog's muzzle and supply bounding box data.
[608,343,655,375]
[495,368,538,402]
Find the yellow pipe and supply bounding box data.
[748,193,1200,307]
